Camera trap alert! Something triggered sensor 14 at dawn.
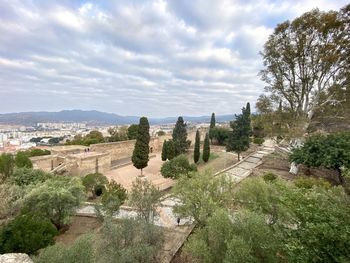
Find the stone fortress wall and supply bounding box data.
[31,130,203,177]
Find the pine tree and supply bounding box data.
[194,130,200,163]
[172,117,189,155]
[202,133,210,162]
[161,140,167,161]
[226,107,250,161]
[132,117,150,176]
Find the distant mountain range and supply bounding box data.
[0,110,235,126]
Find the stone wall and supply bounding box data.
[66,152,111,176]
[30,154,64,172]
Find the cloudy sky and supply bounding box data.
[0,0,347,117]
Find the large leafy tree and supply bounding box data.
[21,176,85,229]
[290,132,350,184]
[132,117,150,176]
[202,133,210,163]
[259,7,349,131]
[172,116,190,155]
[226,107,250,160]
[194,130,200,163]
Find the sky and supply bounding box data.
[0,0,348,117]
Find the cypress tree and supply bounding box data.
[202,133,210,162]
[132,117,150,176]
[209,112,216,143]
[210,113,216,129]
[161,140,167,161]
[244,102,252,136]
[226,107,250,161]
[167,140,176,160]
[172,117,189,155]
[194,130,200,163]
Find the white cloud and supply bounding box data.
[0,0,348,117]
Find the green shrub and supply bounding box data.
[82,173,108,199]
[161,154,195,179]
[101,181,127,215]
[11,168,52,186]
[253,137,265,145]
[0,214,57,254]
[26,149,51,157]
[294,176,331,189]
[15,152,33,168]
[263,172,277,182]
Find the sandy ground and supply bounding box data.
[104,153,174,191]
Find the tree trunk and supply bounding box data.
[141,168,143,177]
[237,152,240,161]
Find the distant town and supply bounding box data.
[0,121,212,153]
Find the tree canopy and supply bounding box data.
[194,130,200,163]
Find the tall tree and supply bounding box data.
[260,7,347,130]
[161,140,167,161]
[226,107,250,160]
[210,113,216,129]
[132,117,150,176]
[209,112,216,143]
[194,130,200,164]
[172,117,189,155]
[202,133,210,163]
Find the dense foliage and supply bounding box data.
[209,127,230,145]
[14,151,33,168]
[0,214,57,254]
[161,154,196,179]
[132,117,150,176]
[180,176,350,262]
[21,176,85,228]
[35,218,163,263]
[10,168,52,186]
[290,132,350,184]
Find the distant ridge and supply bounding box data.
[0,110,234,126]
